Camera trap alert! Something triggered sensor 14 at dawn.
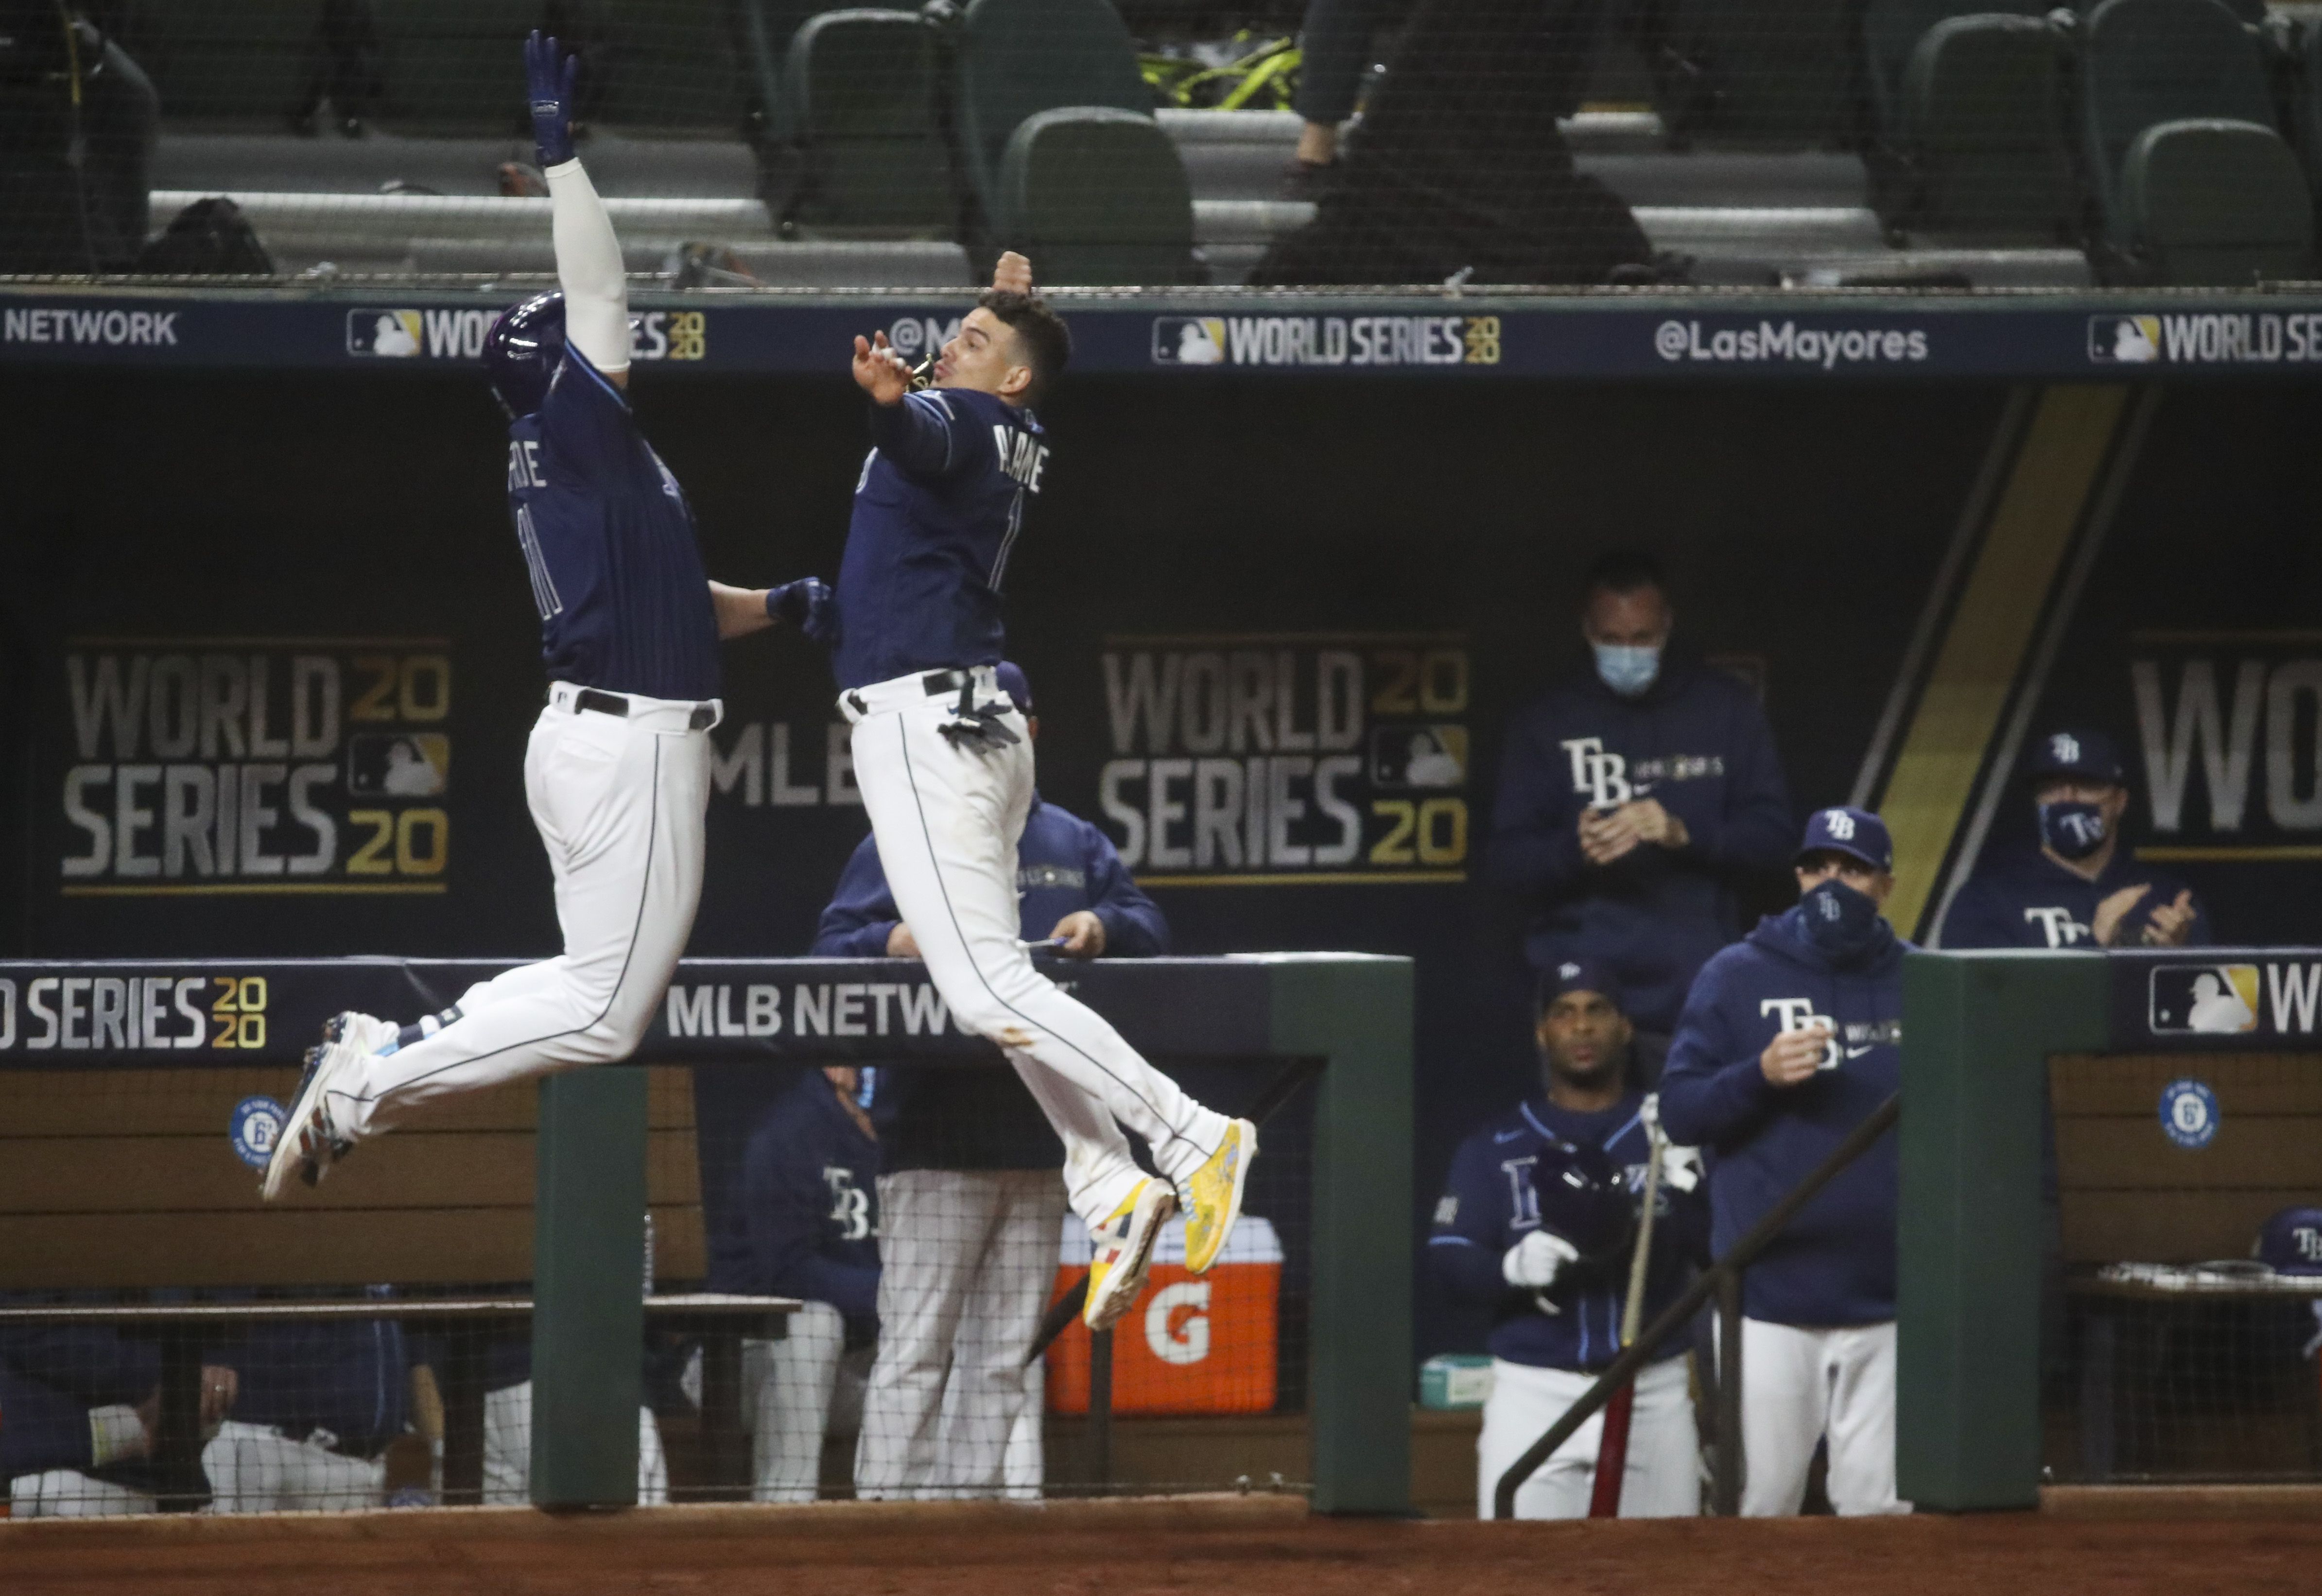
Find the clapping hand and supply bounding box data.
[852,331,913,405]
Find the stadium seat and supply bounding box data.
[2298,19,2322,207]
[599,0,747,131]
[1859,0,2045,143]
[1885,14,2077,240]
[2077,0,2278,246]
[1639,0,1867,146]
[990,106,1197,284]
[740,0,825,127]
[2112,116,2315,281]
[767,9,954,233]
[953,0,1153,224]
[113,0,321,126]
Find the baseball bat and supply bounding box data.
[1588,1105,1665,1518]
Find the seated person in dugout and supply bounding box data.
[813,662,1171,1501]
[1660,806,1909,1517]
[1938,726,2208,951]
[2,1321,237,1517]
[1431,958,1708,1519]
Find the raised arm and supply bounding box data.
[528,33,630,384]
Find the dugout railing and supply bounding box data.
[0,953,1411,1514]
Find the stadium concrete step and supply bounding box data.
[152,131,762,198]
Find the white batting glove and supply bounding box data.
[1655,1141,1704,1195]
[1502,1230,1580,1289]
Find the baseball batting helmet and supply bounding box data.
[485,291,567,417]
[1529,1137,1632,1262]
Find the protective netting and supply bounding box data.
[2,0,2314,290]
[0,1054,1309,1515]
[2046,1052,2322,1484]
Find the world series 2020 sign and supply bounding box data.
[54,638,456,897]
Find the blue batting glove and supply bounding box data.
[524,30,579,168]
[765,578,837,646]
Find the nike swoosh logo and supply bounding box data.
[1845,1046,1876,1058]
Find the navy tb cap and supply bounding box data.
[994,660,1032,713]
[2257,1206,2322,1275]
[1537,955,1624,1016]
[1797,806,1894,873]
[2028,727,2125,785]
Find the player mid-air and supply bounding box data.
[263,35,821,1199]
[833,272,1257,1332]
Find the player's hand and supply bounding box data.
[2142,888,2198,947]
[1578,805,1639,865]
[200,1366,239,1428]
[1050,910,1107,959]
[2092,883,2152,947]
[1653,1140,1703,1194]
[1502,1229,1580,1290]
[1623,798,1690,851]
[853,331,913,406]
[885,922,921,958]
[524,31,579,168]
[766,577,837,645]
[991,251,1034,295]
[1760,1025,1830,1087]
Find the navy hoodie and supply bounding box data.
[1489,653,1793,1031]
[0,1363,99,1478]
[714,1069,884,1332]
[1938,844,2211,950]
[812,794,1168,1172]
[1659,906,1906,1326]
[1429,1090,1709,1371]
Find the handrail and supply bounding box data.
[1490,1091,1900,1520]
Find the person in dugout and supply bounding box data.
[813,662,1171,1501]
[1,1320,236,1516]
[1488,549,1793,1046]
[1430,957,1708,1519]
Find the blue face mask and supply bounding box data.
[1594,643,1662,697]
[2039,800,2108,861]
[1801,878,1882,961]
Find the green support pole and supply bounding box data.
[1897,950,2107,1511]
[1272,955,1414,1516]
[531,1065,649,1509]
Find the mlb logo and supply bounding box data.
[2087,315,2160,364]
[2148,963,2260,1035]
[347,309,423,358]
[1151,316,1227,366]
[348,732,451,797]
[1371,725,1467,789]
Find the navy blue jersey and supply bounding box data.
[722,1069,882,1330]
[209,1311,408,1457]
[832,388,1048,690]
[1428,1092,1707,1371]
[1488,653,1793,1032]
[0,1363,97,1477]
[1939,844,2211,951]
[813,794,1167,1172]
[505,349,721,701]
[1660,908,1907,1327]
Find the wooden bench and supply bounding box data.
[0,1063,794,1508]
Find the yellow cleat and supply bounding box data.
[1084,1179,1177,1332]
[1180,1119,1257,1275]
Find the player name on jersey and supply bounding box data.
[1095,633,1472,885]
[53,639,455,895]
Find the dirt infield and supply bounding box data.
[6,1493,2322,1596]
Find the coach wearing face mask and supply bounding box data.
[1490,550,1793,1040]
[1938,727,2208,951]
[1659,806,1907,1516]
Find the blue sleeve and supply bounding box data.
[810,837,904,959]
[1934,876,2016,950]
[1486,706,1589,903]
[1426,1134,1511,1305]
[1687,687,1792,874]
[0,1366,93,1477]
[740,1114,881,1322]
[866,390,985,482]
[1657,965,1776,1150]
[1081,824,1169,957]
[536,347,638,488]
[0,1323,159,1407]
[2182,888,2214,946]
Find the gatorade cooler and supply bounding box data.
[1046,1213,1282,1414]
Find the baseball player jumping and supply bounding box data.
[829,276,1256,1331]
[263,35,817,1198]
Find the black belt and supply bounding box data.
[921,670,971,695]
[573,688,715,731]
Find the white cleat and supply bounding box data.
[322,1010,399,1055]
[260,1040,361,1201]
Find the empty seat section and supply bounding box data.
[1860,0,2044,142]
[1642,0,1865,145]
[374,0,604,136]
[742,0,825,130]
[2116,116,2315,281]
[1896,14,2075,239]
[2078,0,2276,244]
[991,105,1196,284]
[600,0,747,130]
[115,0,322,125]
[954,0,1151,222]
[774,9,953,231]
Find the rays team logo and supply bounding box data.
[2087,315,2160,364]
[1151,317,1227,366]
[2149,964,2261,1034]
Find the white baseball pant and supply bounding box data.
[1737,1318,1906,1516]
[1475,1354,1699,1520]
[741,1301,870,1502]
[843,669,1230,1231]
[201,1421,386,1512]
[480,1381,668,1505]
[329,685,712,1139]
[8,1470,155,1517]
[854,1168,1068,1500]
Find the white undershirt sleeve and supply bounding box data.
[544,156,631,375]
